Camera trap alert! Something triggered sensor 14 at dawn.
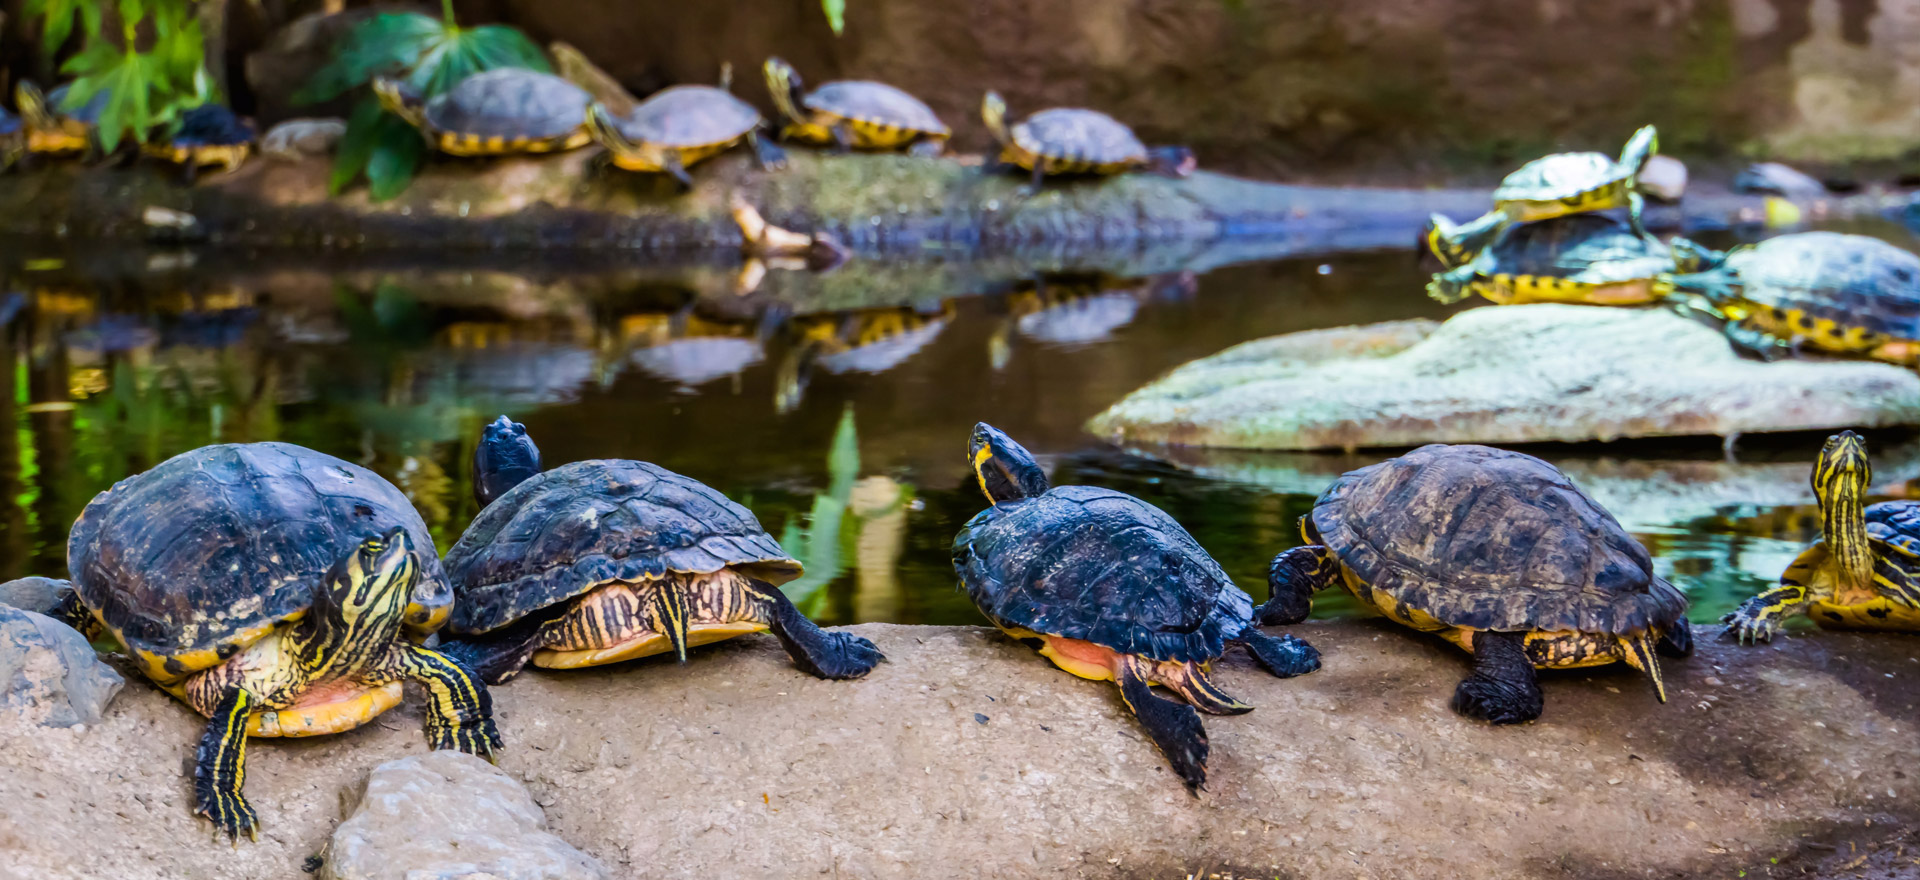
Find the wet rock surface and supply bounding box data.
[0,622,1915,879]
[0,605,123,728]
[1089,305,1920,450]
[324,751,607,880]
[0,577,71,615]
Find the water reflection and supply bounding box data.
[2,239,1906,626]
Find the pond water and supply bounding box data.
[3,225,1914,628]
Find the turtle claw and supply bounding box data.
[429,714,504,761]
[195,788,260,844]
[1719,608,1778,645]
[800,630,885,680]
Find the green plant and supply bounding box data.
[780,405,860,614]
[23,0,215,151]
[298,0,547,200]
[821,0,846,35]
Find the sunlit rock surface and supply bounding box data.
[0,623,1914,879]
[1089,305,1920,450]
[0,606,123,729]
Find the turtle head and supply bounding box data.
[312,527,419,648]
[1425,211,1507,268]
[15,80,56,129]
[763,57,807,124]
[1814,430,1875,592]
[474,415,542,508]
[372,77,426,129]
[980,91,1012,145]
[970,422,1049,504]
[1619,124,1658,175]
[1667,237,1726,274]
[1146,146,1197,179]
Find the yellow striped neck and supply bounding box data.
[1814,434,1874,594]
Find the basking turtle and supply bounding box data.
[141,103,254,183]
[584,76,786,189]
[1264,444,1691,725]
[762,57,949,156]
[15,80,106,162]
[1659,232,1920,365]
[374,69,593,156]
[1424,212,1673,305]
[1434,126,1660,261]
[775,303,954,412]
[53,443,499,840]
[980,91,1194,190]
[1724,431,1920,641]
[438,416,883,684]
[954,423,1320,792]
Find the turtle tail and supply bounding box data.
[1618,633,1668,704]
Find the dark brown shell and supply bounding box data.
[1310,444,1686,634]
[444,459,800,634]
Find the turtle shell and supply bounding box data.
[171,104,254,148]
[805,81,948,135]
[1475,214,1671,285]
[952,485,1252,664]
[425,69,589,139]
[66,443,449,684]
[45,84,108,125]
[1310,444,1686,634]
[444,459,800,634]
[0,108,19,137]
[1712,232,1920,338]
[1867,500,1920,554]
[1012,108,1147,166]
[1494,151,1628,203]
[619,86,762,149]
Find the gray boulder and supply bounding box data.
[1089,305,1920,449]
[1734,161,1827,198]
[1637,154,1689,202]
[0,605,122,727]
[324,750,607,880]
[0,577,71,615]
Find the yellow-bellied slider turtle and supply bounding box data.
[438,416,882,683]
[954,423,1320,792]
[15,80,106,162]
[1724,431,1920,641]
[1659,232,1920,365]
[1424,212,1674,305]
[1264,444,1691,725]
[762,57,949,156]
[141,103,255,183]
[980,91,1194,190]
[1435,126,1660,261]
[374,68,593,156]
[584,72,787,190]
[775,303,954,412]
[52,443,499,840]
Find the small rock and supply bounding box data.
[1734,162,1827,198]
[262,118,348,161]
[323,751,607,880]
[0,605,123,727]
[0,577,71,615]
[1638,155,1688,202]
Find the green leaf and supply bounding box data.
[822,0,846,35]
[330,96,388,194]
[365,122,426,201]
[295,12,445,105]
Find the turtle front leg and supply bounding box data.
[906,137,944,159]
[750,128,789,172]
[1257,544,1338,626]
[661,151,696,192]
[193,687,260,842]
[369,642,502,759]
[437,613,564,686]
[47,589,106,642]
[180,158,200,186]
[1724,319,1791,362]
[1452,630,1543,725]
[1425,265,1479,304]
[829,121,855,154]
[749,579,884,680]
[1231,628,1321,679]
[1114,657,1209,794]
[1721,583,1809,644]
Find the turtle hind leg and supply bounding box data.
[1258,545,1336,626]
[1232,628,1321,679]
[1451,630,1543,725]
[750,128,789,172]
[1618,633,1670,704]
[1656,622,1694,659]
[193,688,260,842]
[1115,660,1209,794]
[1160,662,1253,716]
[750,579,884,680]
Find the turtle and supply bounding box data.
[1423,212,1674,305]
[953,423,1321,792]
[1657,232,1920,365]
[584,71,787,190]
[774,303,954,413]
[140,103,255,183]
[1263,444,1692,725]
[50,442,500,840]
[979,91,1194,190]
[436,416,884,684]
[1434,125,1660,261]
[14,80,107,163]
[373,68,594,157]
[1723,431,1920,641]
[762,57,949,156]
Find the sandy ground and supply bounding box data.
[1,621,1916,880]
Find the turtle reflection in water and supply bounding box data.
[776,303,955,411]
[989,273,1194,369]
[610,309,766,391]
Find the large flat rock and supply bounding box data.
[0,622,1915,879]
[1089,305,1920,450]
